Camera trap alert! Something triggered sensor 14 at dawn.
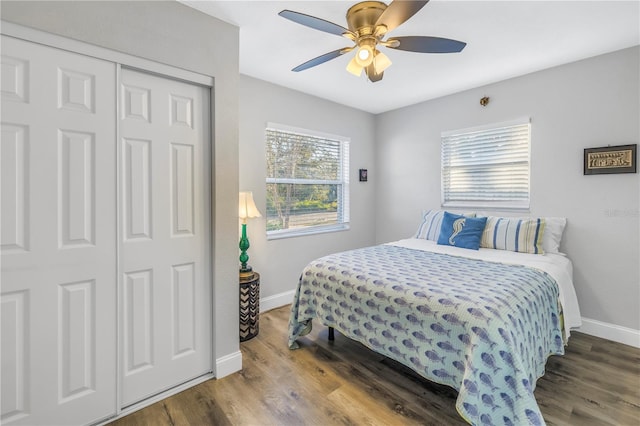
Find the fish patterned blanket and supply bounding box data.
[288,244,564,425]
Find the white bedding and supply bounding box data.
[387,238,582,338]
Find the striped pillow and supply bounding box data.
[481,217,546,254]
[415,210,475,241]
[415,210,446,241]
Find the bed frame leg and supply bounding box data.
[328,327,335,341]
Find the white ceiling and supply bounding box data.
[180,0,640,114]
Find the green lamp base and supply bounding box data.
[239,222,255,279]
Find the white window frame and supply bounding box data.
[441,117,531,211]
[266,122,350,240]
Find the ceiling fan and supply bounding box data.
[279,0,466,83]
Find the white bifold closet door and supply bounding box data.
[1,35,212,425]
[118,68,211,407]
[1,36,117,425]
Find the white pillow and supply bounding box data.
[542,217,567,254]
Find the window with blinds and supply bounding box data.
[265,123,350,239]
[441,118,531,210]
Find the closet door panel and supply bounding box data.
[119,68,211,407]
[1,36,117,425]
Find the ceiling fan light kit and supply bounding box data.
[373,50,392,72]
[346,56,364,76]
[279,0,466,83]
[356,44,373,65]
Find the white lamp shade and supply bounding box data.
[373,50,392,74]
[346,56,364,76]
[239,191,262,220]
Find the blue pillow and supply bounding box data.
[437,212,487,250]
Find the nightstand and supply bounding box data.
[239,272,260,342]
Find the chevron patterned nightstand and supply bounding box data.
[239,272,260,342]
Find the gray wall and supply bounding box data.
[1,0,241,370]
[375,47,640,331]
[239,75,376,300]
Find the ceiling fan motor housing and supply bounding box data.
[346,1,387,36]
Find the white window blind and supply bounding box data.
[441,118,531,210]
[266,123,350,239]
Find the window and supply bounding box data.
[265,123,350,239]
[441,118,531,210]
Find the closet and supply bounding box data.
[1,35,212,425]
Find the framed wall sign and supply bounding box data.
[584,144,637,175]
[359,168,368,182]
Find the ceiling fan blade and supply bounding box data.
[279,10,353,37]
[387,36,466,53]
[292,47,354,72]
[365,63,384,83]
[375,0,429,33]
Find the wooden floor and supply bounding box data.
[110,305,640,426]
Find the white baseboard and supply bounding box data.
[216,288,294,379]
[578,317,640,348]
[215,350,242,378]
[261,289,295,313]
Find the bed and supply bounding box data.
[288,212,581,426]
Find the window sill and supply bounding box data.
[442,201,530,212]
[267,224,350,241]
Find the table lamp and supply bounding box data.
[238,191,261,279]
